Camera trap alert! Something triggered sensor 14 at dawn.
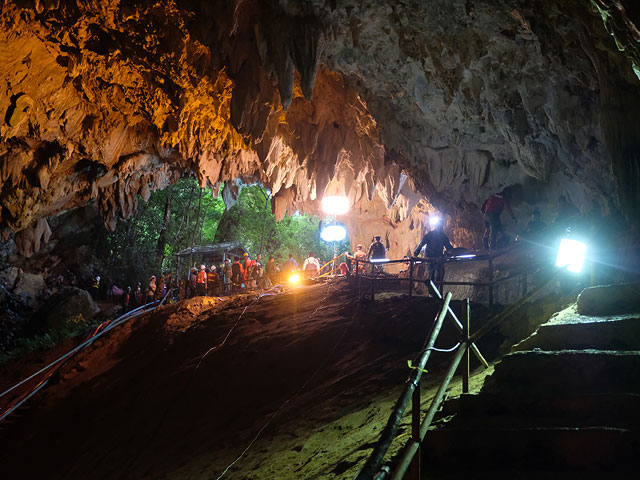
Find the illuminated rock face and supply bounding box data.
[0,1,639,257]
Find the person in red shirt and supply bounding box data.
[481,186,517,249]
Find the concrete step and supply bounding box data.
[439,392,640,429]
[423,425,639,472]
[514,314,640,352]
[482,350,640,395]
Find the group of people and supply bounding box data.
[182,252,318,297]
[120,272,175,313]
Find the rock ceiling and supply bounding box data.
[1,0,639,257]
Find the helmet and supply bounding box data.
[200,265,205,270]
[96,276,100,281]
[243,253,249,257]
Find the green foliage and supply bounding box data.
[97,179,350,287]
[215,185,350,265]
[0,318,97,366]
[96,177,225,287]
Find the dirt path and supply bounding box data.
[0,279,496,479]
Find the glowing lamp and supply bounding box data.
[429,215,442,228]
[321,225,347,242]
[455,254,476,259]
[322,196,350,215]
[370,258,390,263]
[288,273,301,285]
[556,238,587,273]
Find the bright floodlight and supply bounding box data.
[289,273,301,285]
[370,258,390,263]
[322,196,350,215]
[320,224,347,242]
[429,215,441,228]
[556,238,587,273]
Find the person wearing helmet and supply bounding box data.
[91,275,100,299]
[207,266,218,296]
[414,220,453,293]
[196,265,207,296]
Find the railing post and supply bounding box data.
[411,379,420,442]
[410,378,421,478]
[371,265,375,302]
[463,298,470,394]
[409,259,414,297]
[488,255,494,309]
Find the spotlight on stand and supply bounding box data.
[556,238,587,273]
[429,215,442,228]
[320,224,347,242]
[322,196,350,215]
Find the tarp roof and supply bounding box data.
[175,242,248,258]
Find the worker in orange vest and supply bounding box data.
[196,265,207,296]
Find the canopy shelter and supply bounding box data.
[176,242,249,276]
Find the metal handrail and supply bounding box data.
[354,292,453,480]
[354,247,543,308]
[388,267,561,480]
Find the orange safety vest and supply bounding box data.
[197,270,206,284]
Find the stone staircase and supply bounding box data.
[423,297,640,478]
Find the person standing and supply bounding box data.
[353,244,367,275]
[368,236,386,260]
[265,256,279,286]
[481,186,517,249]
[91,275,100,300]
[122,287,131,313]
[222,259,231,293]
[254,253,264,288]
[232,257,245,291]
[207,266,219,296]
[146,276,157,304]
[302,252,321,277]
[282,253,298,273]
[134,283,143,307]
[243,253,252,287]
[196,265,207,296]
[414,221,453,293]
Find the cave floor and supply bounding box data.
[0,279,497,479]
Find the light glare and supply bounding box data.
[320,225,347,242]
[322,196,350,215]
[429,215,441,228]
[370,258,390,263]
[556,238,587,273]
[289,273,301,285]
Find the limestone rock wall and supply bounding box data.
[1,0,639,258]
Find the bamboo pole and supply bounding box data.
[354,292,453,480]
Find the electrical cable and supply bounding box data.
[214,280,360,480]
[194,286,281,370]
[0,293,170,421]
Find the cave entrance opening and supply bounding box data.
[94,178,351,293]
